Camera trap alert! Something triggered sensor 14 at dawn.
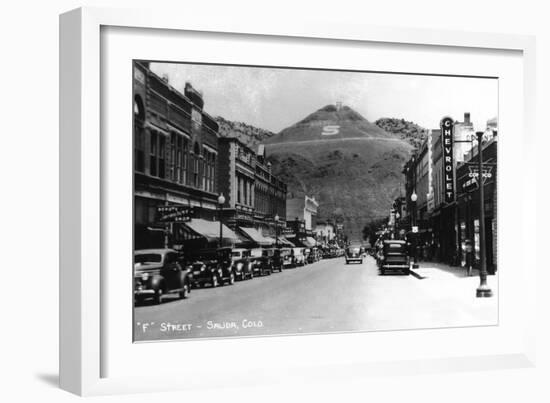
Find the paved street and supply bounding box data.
[134,256,498,342]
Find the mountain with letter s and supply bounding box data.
[263,104,418,240]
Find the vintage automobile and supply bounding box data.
[306,247,319,264]
[249,248,274,276]
[378,240,410,275]
[291,247,306,267]
[345,245,363,264]
[134,248,192,305]
[229,248,254,281]
[186,248,236,288]
[279,247,293,269]
[270,248,285,272]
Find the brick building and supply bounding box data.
[133,61,223,249]
[217,137,287,243]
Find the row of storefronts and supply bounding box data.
[133,61,325,252]
[399,113,497,273]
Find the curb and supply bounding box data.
[409,268,426,279]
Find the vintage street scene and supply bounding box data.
[133,61,498,342]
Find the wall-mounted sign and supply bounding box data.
[156,206,194,223]
[441,117,455,203]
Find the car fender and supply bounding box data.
[149,274,164,291]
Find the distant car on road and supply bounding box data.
[345,245,363,264]
[378,240,410,275]
[134,248,191,305]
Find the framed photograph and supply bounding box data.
[60,7,537,396]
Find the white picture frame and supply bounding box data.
[60,7,537,396]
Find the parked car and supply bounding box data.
[229,248,254,280]
[271,248,285,272]
[291,247,306,267]
[250,248,274,276]
[345,245,363,264]
[186,248,236,288]
[134,248,192,305]
[306,247,319,264]
[279,248,293,269]
[379,240,410,275]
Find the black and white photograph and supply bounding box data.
[133,60,498,342]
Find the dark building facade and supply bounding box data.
[133,62,221,249]
[455,136,497,272]
[403,116,497,270]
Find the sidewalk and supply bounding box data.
[410,260,499,299]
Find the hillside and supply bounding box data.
[215,116,275,148]
[265,105,413,239]
[374,117,428,149]
[265,104,391,144]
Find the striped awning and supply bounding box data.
[183,219,239,244]
[238,227,273,246]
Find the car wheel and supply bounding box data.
[228,272,235,285]
[154,288,163,305]
[179,284,189,299]
[211,275,218,288]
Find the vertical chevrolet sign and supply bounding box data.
[441,117,455,203]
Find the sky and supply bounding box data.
[150,62,498,133]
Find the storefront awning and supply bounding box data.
[183,219,239,243]
[277,237,295,247]
[305,237,317,247]
[263,237,276,244]
[239,227,273,246]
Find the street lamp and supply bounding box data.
[274,214,279,248]
[475,131,493,298]
[410,192,417,225]
[394,212,400,238]
[218,193,225,248]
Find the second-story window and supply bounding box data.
[183,138,188,185]
[150,131,158,177]
[201,149,207,191]
[193,143,200,188]
[158,136,166,178]
[210,153,216,192]
[171,133,177,181]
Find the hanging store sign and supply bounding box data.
[156,206,194,223]
[468,166,493,184]
[441,117,455,203]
